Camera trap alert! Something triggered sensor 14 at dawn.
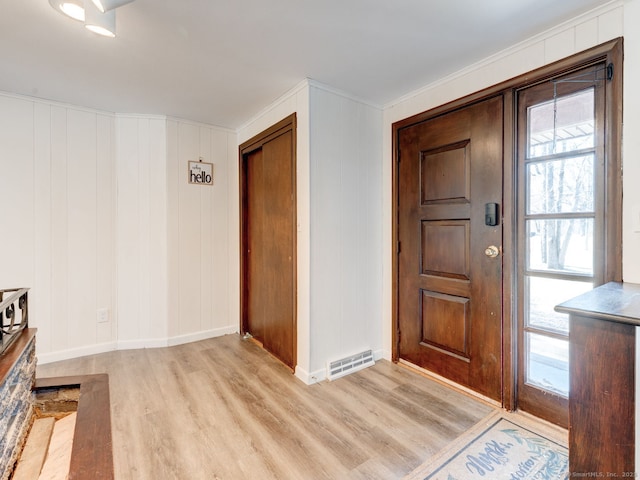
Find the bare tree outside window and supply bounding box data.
[523,87,596,396]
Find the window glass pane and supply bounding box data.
[526,154,594,214]
[526,277,592,334]
[526,333,569,397]
[527,218,593,274]
[528,88,595,158]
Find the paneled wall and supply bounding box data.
[0,95,238,363]
[116,115,168,347]
[166,119,239,343]
[0,95,116,360]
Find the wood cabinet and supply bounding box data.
[556,282,637,476]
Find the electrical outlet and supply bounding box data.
[97,308,110,323]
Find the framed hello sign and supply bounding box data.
[188,159,214,186]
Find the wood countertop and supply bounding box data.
[555,281,640,326]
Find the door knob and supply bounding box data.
[485,245,500,258]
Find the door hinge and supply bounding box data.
[397,241,401,254]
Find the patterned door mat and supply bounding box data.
[404,410,568,480]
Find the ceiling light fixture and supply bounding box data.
[49,0,85,22]
[90,0,134,13]
[84,0,116,37]
[49,0,134,38]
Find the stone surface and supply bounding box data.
[0,335,36,480]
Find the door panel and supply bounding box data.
[397,96,503,401]
[261,130,295,368]
[421,141,470,203]
[242,118,296,370]
[421,221,469,279]
[421,291,470,359]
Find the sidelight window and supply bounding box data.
[513,55,625,428]
[523,88,597,397]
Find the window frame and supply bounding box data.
[514,56,621,426]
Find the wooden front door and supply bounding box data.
[241,114,297,370]
[396,96,504,402]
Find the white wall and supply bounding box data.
[308,84,383,378]
[623,0,640,283]
[0,95,116,360]
[114,115,239,350]
[166,118,238,344]
[0,94,238,362]
[116,115,168,348]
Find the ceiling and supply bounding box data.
[0,0,611,129]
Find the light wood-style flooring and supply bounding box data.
[36,334,495,480]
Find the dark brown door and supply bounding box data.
[396,96,503,402]
[241,115,296,369]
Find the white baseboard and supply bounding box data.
[37,341,118,365]
[116,338,169,350]
[373,348,385,361]
[167,326,238,347]
[36,325,239,365]
[294,365,326,385]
